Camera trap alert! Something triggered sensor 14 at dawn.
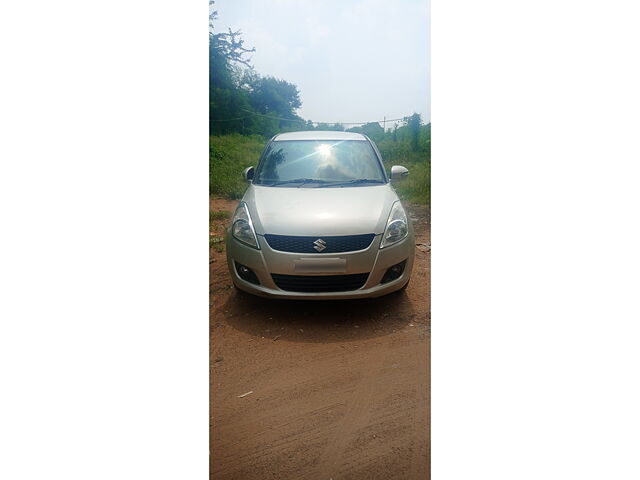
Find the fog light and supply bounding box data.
[381,260,406,284]
[235,261,260,285]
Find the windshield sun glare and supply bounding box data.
[253,140,385,186]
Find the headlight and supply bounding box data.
[380,201,408,248]
[231,202,260,249]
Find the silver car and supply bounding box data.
[225,131,415,299]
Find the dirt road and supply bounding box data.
[210,197,430,479]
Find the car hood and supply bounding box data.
[243,184,399,236]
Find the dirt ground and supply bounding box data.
[210,197,430,479]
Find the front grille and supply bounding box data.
[271,273,370,292]
[264,234,375,253]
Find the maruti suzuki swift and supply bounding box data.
[226,131,415,299]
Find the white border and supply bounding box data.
[0,1,209,478]
[434,1,640,478]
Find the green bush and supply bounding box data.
[378,139,430,205]
[388,160,430,205]
[210,134,266,198]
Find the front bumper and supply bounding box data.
[225,231,415,300]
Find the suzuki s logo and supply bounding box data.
[313,238,327,252]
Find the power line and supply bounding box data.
[210,114,254,123]
[241,110,305,124]
[211,109,408,126]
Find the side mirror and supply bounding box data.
[390,165,409,181]
[243,166,255,183]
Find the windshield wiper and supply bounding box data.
[264,178,329,187]
[323,179,385,187]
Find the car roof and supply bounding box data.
[272,131,367,141]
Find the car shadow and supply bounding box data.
[218,286,418,344]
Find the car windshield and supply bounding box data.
[252,140,386,187]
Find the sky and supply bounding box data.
[214,0,430,127]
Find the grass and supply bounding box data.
[377,139,431,205]
[210,134,430,206]
[210,134,266,199]
[385,159,430,205]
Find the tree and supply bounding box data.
[209,1,306,137]
[404,113,422,152]
[209,1,254,68]
[247,76,301,116]
[361,122,384,141]
[209,0,255,134]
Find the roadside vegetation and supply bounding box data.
[209,135,265,199]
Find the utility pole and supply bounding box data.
[383,116,386,132]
